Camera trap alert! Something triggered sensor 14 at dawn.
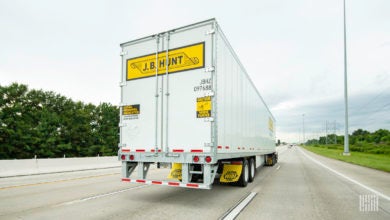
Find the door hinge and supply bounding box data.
[206,29,215,35]
[205,66,215,72]
[204,117,214,122]
[205,91,215,97]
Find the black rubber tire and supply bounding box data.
[248,158,256,183]
[238,159,249,187]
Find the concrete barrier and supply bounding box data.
[0,156,120,177]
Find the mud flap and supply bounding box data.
[168,163,182,180]
[266,156,273,166]
[220,164,242,183]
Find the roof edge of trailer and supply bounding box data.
[120,18,216,47]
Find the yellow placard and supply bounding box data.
[268,117,274,131]
[123,105,140,115]
[196,96,212,118]
[167,163,182,180]
[127,42,204,80]
[220,164,242,183]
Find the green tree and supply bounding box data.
[352,129,370,142]
[0,83,119,159]
[371,129,390,143]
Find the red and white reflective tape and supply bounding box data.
[172,149,204,153]
[121,178,209,189]
[123,146,258,153]
[152,181,162,184]
[216,146,257,151]
[122,148,209,153]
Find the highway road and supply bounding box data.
[0,146,389,220]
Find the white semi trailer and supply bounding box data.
[119,19,277,189]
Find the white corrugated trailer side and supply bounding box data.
[119,18,277,189]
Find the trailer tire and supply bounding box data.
[238,159,249,187]
[248,158,255,183]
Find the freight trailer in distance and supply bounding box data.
[118,18,277,189]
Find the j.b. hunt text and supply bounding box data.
[142,55,184,72]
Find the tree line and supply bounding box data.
[306,128,390,155]
[0,83,119,159]
[306,128,390,145]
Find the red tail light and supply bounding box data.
[193,156,199,162]
[129,155,134,160]
[205,156,212,163]
[121,155,126,160]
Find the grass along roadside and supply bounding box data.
[302,146,390,172]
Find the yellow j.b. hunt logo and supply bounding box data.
[223,170,239,182]
[127,42,205,80]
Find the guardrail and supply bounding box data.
[0,156,120,178]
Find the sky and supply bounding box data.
[1,0,389,142]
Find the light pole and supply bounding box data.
[302,114,305,145]
[343,0,350,155]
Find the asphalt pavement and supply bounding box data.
[0,146,388,220]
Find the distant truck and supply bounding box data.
[118,19,277,189]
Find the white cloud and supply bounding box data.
[1,0,389,143]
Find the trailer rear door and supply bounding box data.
[120,21,215,154]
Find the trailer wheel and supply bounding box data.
[238,159,249,187]
[248,158,255,182]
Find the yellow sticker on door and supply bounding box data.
[123,105,140,115]
[196,96,211,118]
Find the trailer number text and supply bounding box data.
[194,78,212,92]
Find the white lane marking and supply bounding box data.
[298,147,390,201]
[276,165,281,170]
[57,185,149,206]
[222,192,257,220]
